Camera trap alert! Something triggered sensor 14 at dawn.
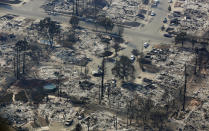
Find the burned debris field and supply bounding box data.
[0,0,209,130]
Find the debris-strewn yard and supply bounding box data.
[181,0,209,34]
[1,0,209,130]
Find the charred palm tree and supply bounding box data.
[21,39,28,75]
[14,41,21,79]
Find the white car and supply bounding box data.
[150,11,156,16]
[154,0,160,4]
[144,42,150,48]
[130,55,135,61]
[92,70,98,75]
[168,0,172,3]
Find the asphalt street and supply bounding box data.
[0,0,173,54]
[0,0,174,79]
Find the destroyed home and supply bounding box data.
[0,0,209,130]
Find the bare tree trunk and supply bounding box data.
[87,118,90,131]
[16,47,20,80]
[80,66,82,74]
[194,53,197,75]
[183,64,187,111]
[13,57,16,77]
[126,102,129,128]
[84,66,87,79]
[73,0,75,15]
[192,41,195,49]
[115,115,117,130]
[83,0,85,12]
[23,52,25,74]
[94,0,97,31]
[76,0,78,15]
[129,100,133,125]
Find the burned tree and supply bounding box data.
[168,5,171,12]
[132,49,140,59]
[21,39,28,75]
[175,32,187,47]
[94,0,97,30]
[99,34,113,51]
[75,0,79,16]
[162,89,171,112]
[70,16,79,29]
[97,16,114,33]
[141,0,149,5]
[191,39,197,49]
[73,0,75,14]
[182,64,188,111]
[37,17,61,47]
[195,47,209,75]
[112,43,121,57]
[14,41,21,79]
[54,71,64,98]
[117,25,124,37]
[101,56,105,99]
[14,40,29,79]
[112,56,135,81]
[150,108,168,130]
[194,48,199,75]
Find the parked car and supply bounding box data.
[65,119,74,127]
[144,42,150,48]
[154,0,160,4]
[163,34,172,38]
[150,11,156,16]
[111,78,117,87]
[130,55,135,62]
[137,14,145,19]
[163,18,167,23]
[168,0,172,3]
[173,12,181,17]
[151,3,158,8]
[170,18,179,26]
[92,70,103,77]
[166,27,174,32]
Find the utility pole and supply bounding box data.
[115,101,120,130]
[75,0,79,16]
[22,39,27,75]
[94,0,97,31]
[16,44,20,80]
[194,48,198,75]
[113,115,118,130]
[101,56,105,98]
[73,0,75,15]
[83,0,85,12]
[126,100,129,128]
[87,117,90,131]
[13,57,16,78]
[22,50,26,74]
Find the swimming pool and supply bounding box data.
[43,84,56,90]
